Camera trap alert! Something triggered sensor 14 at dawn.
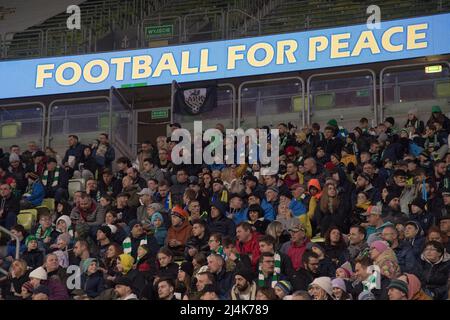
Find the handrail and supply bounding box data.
[0,225,20,275]
[226,8,261,38]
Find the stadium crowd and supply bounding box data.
[0,105,449,301]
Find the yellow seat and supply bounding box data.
[435,80,450,98]
[68,179,84,200]
[311,236,325,243]
[0,121,21,138]
[17,213,34,231]
[19,209,38,221]
[314,93,335,109]
[40,198,55,212]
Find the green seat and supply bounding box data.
[1,122,21,138]
[435,80,450,98]
[314,93,335,109]
[19,209,38,221]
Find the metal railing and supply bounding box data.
[0,226,21,276]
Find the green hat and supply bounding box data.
[388,279,409,296]
[25,235,38,246]
[431,105,442,113]
[327,119,338,127]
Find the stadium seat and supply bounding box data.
[39,198,55,212]
[68,178,85,199]
[292,95,305,112]
[19,208,38,221]
[98,113,119,131]
[314,93,335,109]
[435,80,450,98]
[0,121,21,138]
[17,211,36,231]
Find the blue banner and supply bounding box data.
[1,13,449,99]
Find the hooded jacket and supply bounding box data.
[166,218,193,249]
[420,252,450,300]
[207,201,236,238]
[392,240,420,277]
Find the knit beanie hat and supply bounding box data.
[171,205,189,221]
[327,119,338,127]
[358,290,376,300]
[338,261,353,278]
[431,105,442,113]
[97,225,112,239]
[275,280,293,295]
[180,261,194,278]
[388,279,409,296]
[29,266,47,280]
[310,277,333,297]
[370,240,389,254]
[25,235,38,246]
[235,267,255,283]
[331,278,347,292]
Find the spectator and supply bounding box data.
[207,253,234,299]
[235,222,261,270]
[280,220,309,271]
[42,158,69,203]
[20,172,45,209]
[98,169,120,198]
[21,235,44,270]
[73,146,97,181]
[0,183,19,229]
[397,273,432,300]
[92,133,115,172]
[62,135,85,175]
[347,225,368,262]
[207,201,235,238]
[114,277,138,300]
[230,268,257,300]
[141,158,164,183]
[419,241,450,300]
[166,205,192,256]
[70,194,104,227]
[369,240,400,279]
[309,276,333,300]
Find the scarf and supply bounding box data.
[212,245,227,260]
[258,252,281,288]
[35,224,53,240]
[42,167,60,187]
[164,193,172,210]
[122,237,147,255]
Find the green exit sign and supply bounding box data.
[151,109,169,119]
[145,25,173,38]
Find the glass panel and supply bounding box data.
[309,74,374,128]
[382,65,450,124]
[111,91,132,152]
[49,100,109,157]
[240,79,303,129]
[0,104,44,150]
[173,85,233,132]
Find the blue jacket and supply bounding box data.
[228,208,248,225]
[7,239,26,259]
[25,181,45,206]
[260,199,276,221]
[152,226,168,247]
[92,144,115,168]
[393,240,421,277]
[81,271,105,298]
[62,142,86,167]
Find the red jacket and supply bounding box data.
[281,238,310,271]
[236,232,261,270]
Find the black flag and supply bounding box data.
[174,82,217,115]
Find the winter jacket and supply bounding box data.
[46,278,70,300]
[24,180,45,206]
[318,256,337,277]
[406,235,426,260]
[207,202,236,238]
[420,253,450,300]
[21,248,44,270]
[374,247,401,279]
[157,262,179,280]
[0,194,20,229]
[70,202,104,227]
[392,240,421,277]
[313,198,350,236]
[280,238,309,271]
[323,244,350,268]
[290,267,319,291]
[122,185,141,208]
[152,226,168,247]
[214,268,234,300]
[81,270,105,298]
[236,232,261,270]
[260,199,276,221]
[166,219,192,254]
[62,142,85,169]
[92,143,115,169]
